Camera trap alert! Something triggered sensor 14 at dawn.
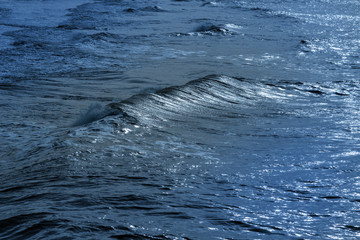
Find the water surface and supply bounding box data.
[0,0,359,239]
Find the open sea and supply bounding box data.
[0,0,359,239]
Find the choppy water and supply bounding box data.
[0,0,359,239]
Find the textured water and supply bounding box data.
[0,0,359,239]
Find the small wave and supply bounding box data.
[201,2,223,7]
[57,16,98,30]
[174,23,238,37]
[72,32,121,43]
[11,40,49,49]
[224,23,243,30]
[344,225,360,232]
[123,6,167,13]
[249,7,272,13]
[193,23,233,35]
[195,24,226,32]
[141,6,167,12]
[212,219,285,236]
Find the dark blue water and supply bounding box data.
[1,0,359,239]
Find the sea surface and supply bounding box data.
[0,0,359,239]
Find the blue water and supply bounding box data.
[0,0,359,239]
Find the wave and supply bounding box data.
[79,75,286,127]
[71,74,350,127]
[107,75,255,124]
